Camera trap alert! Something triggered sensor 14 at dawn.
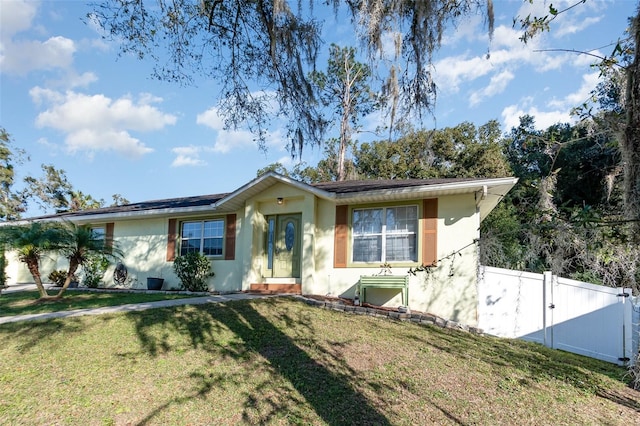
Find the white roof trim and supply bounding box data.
[8,205,218,225]
[211,171,335,210]
[333,177,517,203]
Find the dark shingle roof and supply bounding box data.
[312,177,486,194]
[25,176,493,221]
[29,192,229,220]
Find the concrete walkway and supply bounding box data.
[0,286,272,325]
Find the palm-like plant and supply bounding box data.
[0,221,122,300]
[53,221,122,298]
[0,222,63,298]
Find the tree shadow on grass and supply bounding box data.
[128,298,391,425]
[415,323,640,412]
[0,319,84,351]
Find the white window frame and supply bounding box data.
[179,219,225,257]
[351,205,418,264]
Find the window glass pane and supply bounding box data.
[182,222,202,239]
[180,241,200,256]
[285,221,295,251]
[353,208,383,235]
[203,238,223,256]
[385,234,417,262]
[203,220,224,238]
[180,220,224,257]
[91,227,105,240]
[352,205,418,263]
[267,218,275,269]
[386,206,418,234]
[353,235,382,262]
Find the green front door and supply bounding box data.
[265,214,301,278]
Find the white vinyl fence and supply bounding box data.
[478,266,639,366]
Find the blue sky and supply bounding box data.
[0,0,633,217]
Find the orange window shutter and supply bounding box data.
[166,218,177,262]
[225,213,237,260]
[334,205,348,268]
[105,222,114,253]
[422,199,438,266]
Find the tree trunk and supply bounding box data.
[55,259,80,298]
[338,84,353,181]
[623,8,640,243]
[25,260,50,299]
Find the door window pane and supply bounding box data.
[285,221,295,251]
[267,218,275,269]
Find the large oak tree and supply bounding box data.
[90,0,493,155]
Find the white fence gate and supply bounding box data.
[478,266,637,365]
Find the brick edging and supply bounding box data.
[293,295,484,335]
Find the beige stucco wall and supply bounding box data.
[309,193,481,326]
[111,214,244,292]
[3,185,482,326]
[240,182,318,287]
[4,212,245,292]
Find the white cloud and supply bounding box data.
[554,16,602,37]
[434,23,550,94]
[0,0,37,39]
[196,107,225,129]
[435,54,494,93]
[171,145,212,167]
[1,35,76,75]
[441,15,484,46]
[197,106,286,153]
[572,49,604,68]
[211,128,257,153]
[514,0,605,42]
[0,0,105,83]
[66,71,98,88]
[65,129,152,159]
[501,104,572,131]
[30,88,177,158]
[469,70,514,106]
[502,72,599,130]
[0,1,80,77]
[547,72,600,109]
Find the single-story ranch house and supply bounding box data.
[6,172,517,327]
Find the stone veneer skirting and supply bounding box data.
[294,295,484,335]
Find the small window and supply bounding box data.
[180,219,224,256]
[352,205,418,263]
[91,227,105,241]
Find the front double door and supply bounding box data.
[265,214,301,278]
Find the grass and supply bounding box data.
[0,297,638,425]
[0,290,193,317]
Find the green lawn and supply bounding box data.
[0,297,638,425]
[0,290,193,317]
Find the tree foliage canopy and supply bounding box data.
[0,128,26,221]
[90,0,493,155]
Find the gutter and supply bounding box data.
[2,204,220,226]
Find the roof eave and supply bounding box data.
[334,177,518,203]
[6,204,219,225]
[211,171,335,211]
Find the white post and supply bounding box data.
[620,288,634,365]
[543,271,554,348]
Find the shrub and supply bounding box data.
[173,252,214,292]
[82,254,110,288]
[48,270,78,287]
[0,248,7,289]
